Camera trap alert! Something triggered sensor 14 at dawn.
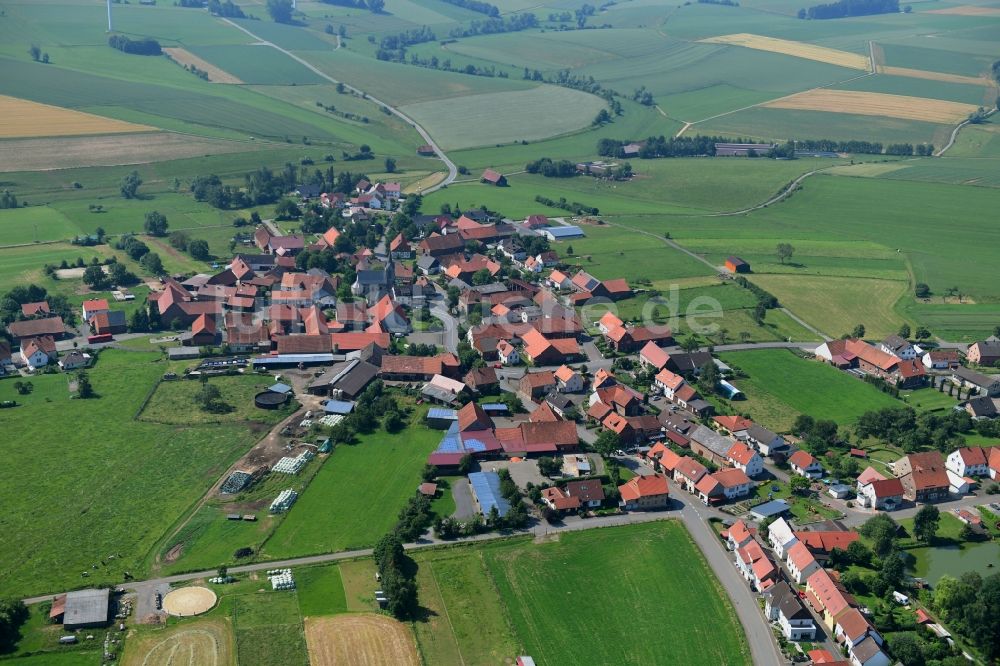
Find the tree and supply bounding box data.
[266,0,294,23]
[859,513,898,557]
[140,252,164,275]
[471,268,491,286]
[108,262,133,287]
[898,322,911,339]
[76,371,95,399]
[914,282,931,298]
[852,323,866,339]
[889,634,924,666]
[679,336,700,352]
[82,264,108,290]
[789,474,811,495]
[195,382,228,413]
[697,360,719,394]
[143,210,168,236]
[537,456,561,477]
[217,565,228,579]
[384,157,397,173]
[367,0,385,12]
[0,598,29,652]
[188,239,210,261]
[914,326,931,340]
[594,430,622,458]
[28,45,41,62]
[913,504,940,543]
[776,242,794,264]
[384,411,404,433]
[42,52,49,64]
[120,170,142,199]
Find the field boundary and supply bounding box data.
[426,560,467,666]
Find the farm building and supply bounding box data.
[480,169,507,186]
[417,144,436,156]
[715,143,775,157]
[541,225,585,241]
[53,588,110,630]
[468,471,511,518]
[725,256,750,273]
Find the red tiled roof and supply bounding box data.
[789,450,817,469]
[457,402,493,432]
[794,530,860,554]
[639,341,671,369]
[726,442,758,466]
[619,473,669,501]
[330,332,390,351]
[712,467,751,488]
[714,415,753,432]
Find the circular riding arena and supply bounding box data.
[162,587,217,617]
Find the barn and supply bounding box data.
[725,256,750,273]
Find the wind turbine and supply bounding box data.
[107,0,114,32]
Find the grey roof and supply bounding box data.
[309,359,379,398]
[749,499,791,519]
[770,582,812,621]
[747,423,782,444]
[472,282,507,295]
[63,588,110,627]
[268,382,292,394]
[852,636,885,663]
[417,255,439,270]
[882,334,910,352]
[691,425,734,457]
[323,399,355,414]
[356,269,390,286]
[544,225,584,238]
[166,347,200,360]
[967,395,997,417]
[422,383,461,404]
[954,366,998,387]
[668,351,714,374]
[545,392,574,410]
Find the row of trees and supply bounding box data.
[449,13,538,38]
[439,0,499,16]
[854,405,983,453]
[534,194,599,215]
[107,34,162,56]
[0,191,18,209]
[373,533,418,619]
[319,0,383,13]
[207,0,246,17]
[799,0,898,19]
[525,157,577,178]
[597,135,725,159]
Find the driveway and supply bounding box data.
[450,477,475,520]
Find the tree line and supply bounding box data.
[525,157,578,178]
[799,0,898,19]
[440,0,500,16]
[534,194,599,215]
[207,0,246,17]
[107,34,162,56]
[0,191,18,209]
[448,12,538,38]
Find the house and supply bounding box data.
[966,396,998,419]
[90,310,127,336]
[856,468,904,510]
[422,374,469,405]
[604,323,673,354]
[553,365,584,393]
[724,256,750,273]
[21,336,56,370]
[673,456,708,492]
[768,518,798,559]
[815,338,927,387]
[519,370,557,402]
[794,531,860,563]
[746,424,789,458]
[848,636,890,666]
[464,366,500,395]
[789,450,823,479]
[765,581,817,641]
[786,541,822,584]
[953,366,1000,396]
[726,441,764,477]
[878,334,917,360]
[946,446,991,477]
[967,339,1000,367]
[59,350,91,371]
[521,328,581,365]
[81,298,110,322]
[835,607,882,650]
[181,313,220,347]
[497,339,520,366]
[523,214,548,229]
[565,478,604,508]
[597,311,624,335]
[21,301,50,317]
[896,451,950,502]
[735,539,777,591]
[418,232,464,258]
[480,169,507,186]
[618,473,670,510]
[380,354,459,382]
[639,341,671,371]
[725,519,756,551]
[689,425,736,466]
[7,316,66,341]
[541,486,581,513]
[806,568,854,630]
[544,392,574,419]
[696,468,752,504]
[922,349,960,370]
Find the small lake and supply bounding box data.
[909,541,1000,584]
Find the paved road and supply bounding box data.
[221,19,457,194]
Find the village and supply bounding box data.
[4,175,1000,666]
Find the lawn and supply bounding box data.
[0,206,83,245]
[296,565,348,617]
[0,351,256,598]
[262,415,442,557]
[483,521,751,665]
[139,374,298,426]
[719,349,901,432]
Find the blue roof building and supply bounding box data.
[541,225,585,241]
[269,382,293,394]
[748,499,791,521]
[323,400,355,415]
[468,471,511,518]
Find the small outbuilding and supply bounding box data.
[725,256,750,273]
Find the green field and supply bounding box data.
[718,348,901,431]
[233,590,309,666]
[262,414,441,557]
[0,351,256,597]
[189,45,327,85]
[484,521,750,665]
[140,374,298,425]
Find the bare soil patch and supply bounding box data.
[764,89,978,123]
[164,48,244,84]
[304,614,419,666]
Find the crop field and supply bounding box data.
[122,619,235,666]
[878,66,992,87]
[718,349,901,431]
[189,45,326,86]
[400,85,608,150]
[232,591,309,666]
[164,48,243,84]
[699,33,870,70]
[139,375,297,426]
[484,522,750,665]
[839,73,993,106]
[262,415,441,558]
[0,94,153,139]
[879,43,995,79]
[752,275,909,339]
[926,5,1000,16]
[0,351,256,597]
[763,89,978,124]
[304,615,419,666]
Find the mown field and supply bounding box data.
[0,351,256,597]
[140,374,297,426]
[718,349,902,431]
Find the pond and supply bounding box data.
[908,540,1000,584]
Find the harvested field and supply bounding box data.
[699,33,869,70]
[163,48,243,84]
[926,4,1000,15]
[0,94,153,138]
[0,133,261,172]
[162,586,217,617]
[304,614,419,666]
[122,619,233,666]
[763,89,978,123]
[879,66,993,87]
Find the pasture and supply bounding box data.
[400,85,608,150]
[262,416,441,558]
[718,349,901,431]
[122,619,235,666]
[0,94,153,139]
[484,521,750,665]
[304,615,419,666]
[0,351,256,597]
[232,591,309,666]
[139,374,298,426]
[763,89,979,124]
[296,565,348,617]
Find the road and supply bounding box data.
[221,18,457,194]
